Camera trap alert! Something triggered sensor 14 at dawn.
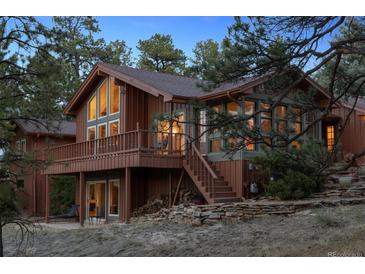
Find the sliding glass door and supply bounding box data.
[86,181,106,220]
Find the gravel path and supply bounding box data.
[3,204,365,256]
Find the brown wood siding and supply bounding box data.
[10,126,75,216]
[332,106,365,163]
[131,167,201,211]
[213,160,246,199]
[75,104,86,142]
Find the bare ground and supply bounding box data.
[3,204,365,257]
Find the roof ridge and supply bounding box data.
[99,62,204,83]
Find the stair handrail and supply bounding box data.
[185,142,219,202]
[191,143,218,179]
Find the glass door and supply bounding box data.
[108,179,120,216]
[86,181,106,220]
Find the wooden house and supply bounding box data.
[39,62,365,224]
[10,119,76,216]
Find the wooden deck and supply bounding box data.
[43,130,184,175]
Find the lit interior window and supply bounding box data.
[327,125,335,151]
[227,102,239,116]
[99,80,107,117]
[260,102,272,134]
[276,105,287,133]
[98,124,106,139]
[227,137,238,149]
[87,127,96,141]
[244,100,255,116]
[88,95,96,121]
[210,139,221,152]
[110,78,120,114]
[292,107,302,134]
[109,121,119,136]
[244,138,255,151]
[276,105,287,119]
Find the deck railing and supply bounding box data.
[46,129,185,162]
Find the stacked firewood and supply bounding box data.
[132,195,169,217]
[176,187,204,205]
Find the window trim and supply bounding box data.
[275,104,288,134]
[87,93,97,122]
[243,99,257,151]
[98,79,108,119]
[108,179,120,216]
[109,78,121,116]
[108,119,120,136]
[87,125,96,141]
[98,123,107,139]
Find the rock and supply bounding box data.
[225,211,239,217]
[208,213,222,219]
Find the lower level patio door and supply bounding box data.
[86,181,107,221]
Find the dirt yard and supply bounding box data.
[3,203,365,256]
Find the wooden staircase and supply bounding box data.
[183,143,241,204]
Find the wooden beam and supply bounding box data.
[172,169,184,206]
[125,167,131,222]
[79,172,85,226]
[121,84,127,134]
[45,174,50,223]
[32,168,36,216]
[119,169,125,222]
[169,170,172,208]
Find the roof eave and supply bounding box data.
[64,63,174,115]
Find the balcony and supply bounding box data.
[43,129,185,175]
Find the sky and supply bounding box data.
[36,16,236,61]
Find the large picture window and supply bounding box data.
[86,77,121,140]
[244,100,256,151]
[109,120,119,136]
[98,124,107,139]
[260,102,272,134]
[292,107,302,134]
[276,105,287,133]
[88,94,96,121]
[87,126,96,141]
[99,80,107,117]
[110,78,120,114]
[227,102,239,116]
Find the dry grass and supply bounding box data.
[3,203,365,256]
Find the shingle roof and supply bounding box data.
[14,119,76,137]
[100,63,253,98]
[341,97,365,113]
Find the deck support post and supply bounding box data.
[32,168,36,216]
[119,169,125,222]
[79,172,85,226]
[45,174,50,223]
[169,170,172,208]
[125,167,131,222]
[120,168,131,223]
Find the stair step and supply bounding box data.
[197,175,223,181]
[206,186,232,192]
[213,197,241,203]
[199,179,228,187]
[211,191,237,198]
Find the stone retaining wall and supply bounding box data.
[131,197,365,225]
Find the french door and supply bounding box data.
[86,181,107,220]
